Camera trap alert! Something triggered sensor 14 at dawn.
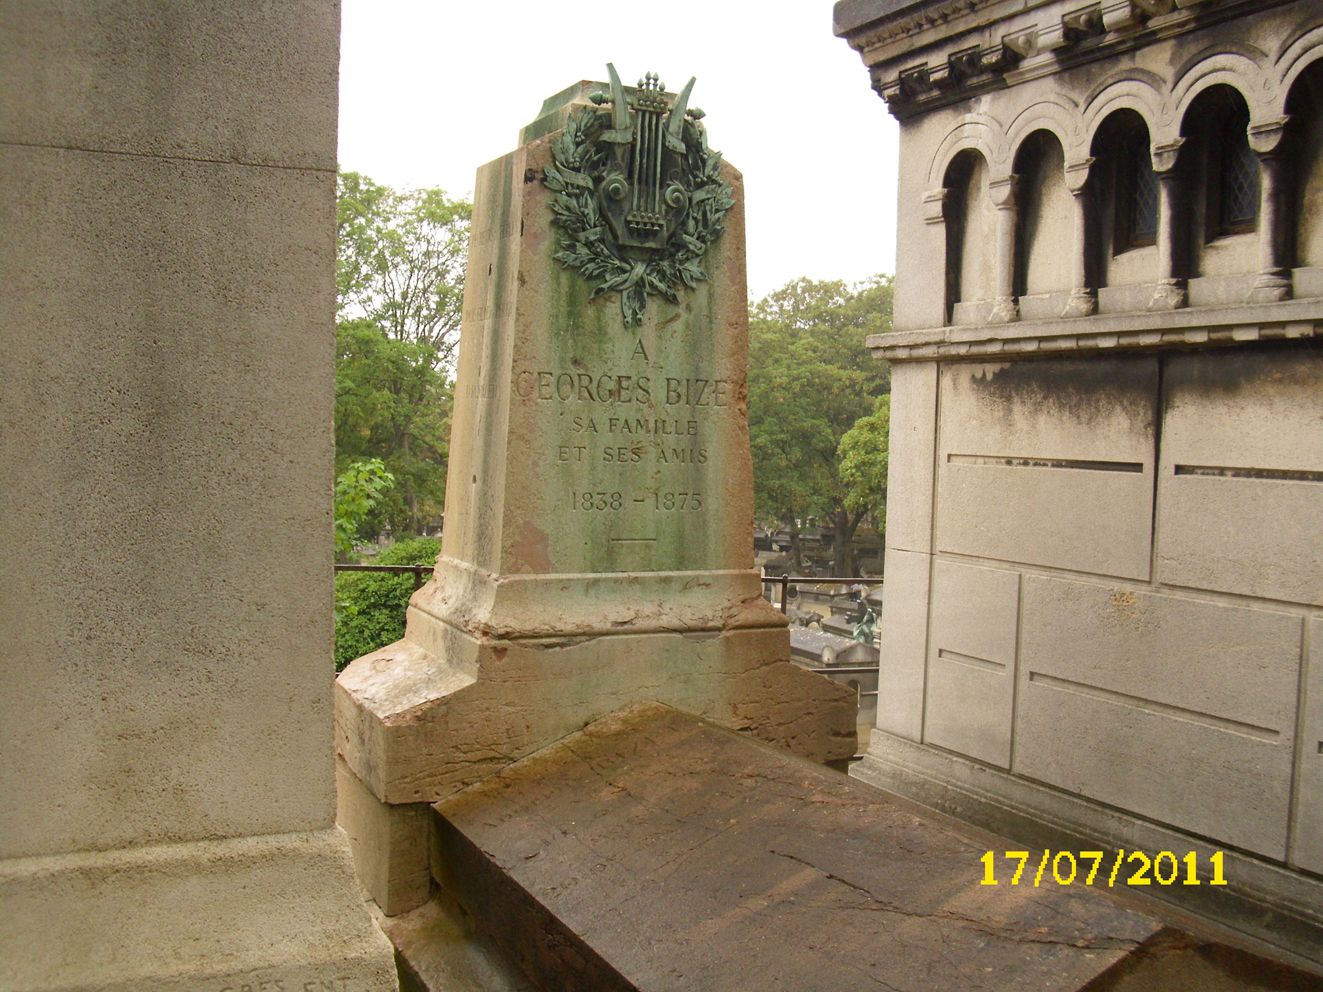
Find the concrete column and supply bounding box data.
[1248,118,1292,303]
[1063,158,1097,317]
[1148,139,1187,311]
[988,175,1020,323]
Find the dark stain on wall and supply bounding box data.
[960,354,1159,430]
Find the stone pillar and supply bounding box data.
[1148,138,1188,310]
[1063,157,1097,317]
[988,175,1020,323]
[1248,118,1292,304]
[0,5,397,990]
[335,77,857,918]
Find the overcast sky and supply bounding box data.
[337,1,900,301]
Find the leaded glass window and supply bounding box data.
[1219,112,1259,233]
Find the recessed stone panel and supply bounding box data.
[1157,348,1323,606]
[934,357,1157,579]
[1016,576,1302,858]
[924,559,1019,767]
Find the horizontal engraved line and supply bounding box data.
[1027,672,1280,742]
[936,648,1006,673]
[609,537,657,543]
[1173,464,1323,483]
[948,454,1144,473]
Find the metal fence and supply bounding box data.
[334,562,434,590]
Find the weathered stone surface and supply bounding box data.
[1016,577,1302,859]
[934,357,1157,580]
[883,360,938,554]
[875,546,930,741]
[337,756,434,917]
[432,702,1176,992]
[0,829,396,992]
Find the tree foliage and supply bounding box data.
[334,537,440,671]
[335,171,471,538]
[747,276,892,575]
[337,171,472,366]
[838,394,891,532]
[334,458,395,558]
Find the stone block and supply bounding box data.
[934,357,1157,579]
[1157,347,1323,606]
[0,0,338,169]
[0,830,397,992]
[925,559,1019,767]
[1292,617,1323,874]
[875,547,931,740]
[1015,576,1302,858]
[337,756,433,918]
[884,361,938,554]
[0,144,337,857]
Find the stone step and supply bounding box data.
[418,702,1322,991]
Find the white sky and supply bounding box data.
[337,1,899,301]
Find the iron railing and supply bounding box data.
[761,573,878,614]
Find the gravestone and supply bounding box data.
[336,67,856,916]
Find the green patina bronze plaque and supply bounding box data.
[544,64,735,327]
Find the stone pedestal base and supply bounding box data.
[335,562,857,916]
[0,830,398,992]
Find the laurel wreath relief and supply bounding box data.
[543,106,735,327]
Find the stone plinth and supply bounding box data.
[336,81,856,917]
[0,3,395,988]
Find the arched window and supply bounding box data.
[1286,59,1323,270]
[942,149,996,323]
[1180,84,1258,277]
[1088,109,1157,288]
[1012,130,1072,299]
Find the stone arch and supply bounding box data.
[940,147,998,321]
[1012,129,1073,298]
[1088,109,1159,290]
[1172,48,1276,125]
[1284,55,1323,269]
[1180,82,1260,277]
[1006,98,1086,164]
[1276,23,1323,114]
[1081,73,1169,147]
[926,115,1005,189]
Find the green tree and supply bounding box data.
[838,394,891,534]
[334,536,440,670]
[747,276,892,576]
[335,171,471,537]
[334,458,395,558]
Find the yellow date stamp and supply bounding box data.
[979,850,1228,887]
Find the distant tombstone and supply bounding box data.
[336,65,855,917]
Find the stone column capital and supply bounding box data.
[988,174,1020,209]
[1065,157,1096,194]
[1248,116,1291,157]
[1151,138,1185,174]
[922,188,950,224]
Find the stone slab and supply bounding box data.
[883,360,938,554]
[0,144,336,857]
[1015,577,1302,859]
[925,558,1020,767]
[1156,347,1323,607]
[0,0,338,170]
[934,357,1157,580]
[337,756,433,917]
[0,829,396,992]
[1293,617,1323,874]
[875,546,931,741]
[432,702,1170,992]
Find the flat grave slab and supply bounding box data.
[428,702,1317,991]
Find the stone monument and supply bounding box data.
[835,0,1323,966]
[0,4,396,989]
[336,66,857,918]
